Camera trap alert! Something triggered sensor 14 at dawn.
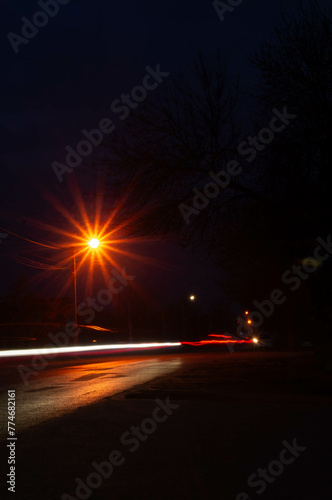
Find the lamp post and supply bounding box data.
[182,294,195,340]
[72,238,100,345]
[127,286,133,342]
[72,248,78,344]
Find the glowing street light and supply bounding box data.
[88,238,100,249]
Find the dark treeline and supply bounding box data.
[96,1,332,358]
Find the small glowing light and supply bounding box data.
[189,295,195,301]
[302,257,321,269]
[252,337,258,344]
[247,319,252,324]
[89,238,100,249]
[245,310,249,315]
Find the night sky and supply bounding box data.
[0,0,330,308]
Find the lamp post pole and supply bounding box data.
[71,238,100,345]
[182,301,186,340]
[127,285,133,342]
[72,248,78,345]
[182,295,195,340]
[161,287,166,340]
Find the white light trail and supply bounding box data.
[0,342,181,358]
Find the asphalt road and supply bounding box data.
[0,353,184,439]
[1,350,332,499]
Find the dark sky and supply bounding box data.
[0,0,330,306]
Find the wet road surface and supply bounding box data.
[0,354,183,438]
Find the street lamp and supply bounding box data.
[182,294,196,340]
[88,238,100,249]
[72,238,101,344]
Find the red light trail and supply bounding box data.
[181,339,253,346]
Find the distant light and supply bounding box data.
[245,310,249,315]
[89,238,100,249]
[252,337,258,344]
[247,319,252,324]
[302,257,321,269]
[189,295,195,301]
